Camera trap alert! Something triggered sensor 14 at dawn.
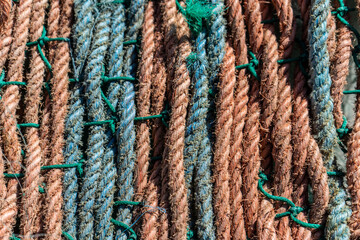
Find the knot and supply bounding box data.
[337,116,351,138]
[289,206,304,217]
[334,6,349,17]
[235,51,259,80]
[186,52,198,68]
[76,159,85,177]
[258,171,268,182]
[175,0,215,35]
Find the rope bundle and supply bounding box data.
[1,0,360,239]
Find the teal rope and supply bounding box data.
[258,172,322,229]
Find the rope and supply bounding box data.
[242,0,263,237]
[0,0,32,237]
[62,0,92,236]
[213,42,234,240]
[77,0,107,238]
[115,0,144,238]
[308,0,351,238]
[184,29,216,239]
[20,0,47,237]
[225,0,248,238]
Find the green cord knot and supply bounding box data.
[175,0,215,35]
[259,171,268,182]
[337,116,351,138]
[334,6,349,17]
[289,206,304,217]
[235,51,259,80]
[26,27,70,72]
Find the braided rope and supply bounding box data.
[270,0,294,238]
[136,0,154,201]
[62,0,93,237]
[115,0,144,238]
[308,0,351,238]
[185,30,216,239]
[163,0,191,238]
[225,1,247,239]
[21,0,47,237]
[213,42,234,240]
[0,0,32,237]
[142,4,167,237]
[331,0,352,129]
[242,0,263,237]
[78,0,108,238]
[45,0,73,238]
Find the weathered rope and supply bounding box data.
[62,0,91,237]
[331,0,352,129]
[308,0,351,238]
[225,0,247,238]
[0,0,32,237]
[242,0,263,237]
[20,0,47,237]
[45,0,73,238]
[78,0,108,238]
[115,0,144,238]
[270,0,294,238]
[0,0,10,27]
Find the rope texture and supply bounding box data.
[308,0,351,238]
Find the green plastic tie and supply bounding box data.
[327,171,346,177]
[337,116,351,138]
[343,90,360,94]
[10,236,21,240]
[124,39,139,46]
[26,27,70,72]
[235,51,259,80]
[62,231,75,240]
[41,160,84,177]
[111,218,137,240]
[134,110,170,128]
[258,171,322,229]
[4,173,24,178]
[17,123,40,128]
[175,0,215,35]
[114,200,144,207]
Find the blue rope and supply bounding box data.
[78,1,109,238]
[115,0,144,239]
[308,0,351,238]
[62,0,94,238]
[92,2,117,239]
[192,31,216,239]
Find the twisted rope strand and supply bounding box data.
[213,42,234,240]
[308,0,351,238]
[163,1,191,238]
[331,0,352,129]
[135,0,154,201]
[115,0,144,238]
[78,1,108,238]
[0,0,32,237]
[270,0,294,238]
[45,0,73,238]
[21,0,47,237]
[257,192,277,240]
[142,5,167,237]
[225,0,247,239]
[0,0,10,27]
[62,0,93,237]
[242,0,263,237]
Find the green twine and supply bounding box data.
[111,218,137,240]
[331,0,360,68]
[26,27,69,72]
[114,200,144,207]
[17,123,40,128]
[343,90,360,94]
[258,171,322,229]
[10,236,21,240]
[175,0,215,35]
[327,171,346,177]
[235,51,259,80]
[337,116,351,138]
[62,231,75,240]
[4,161,84,178]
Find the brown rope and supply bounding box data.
[45,0,72,238]
[162,0,191,238]
[0,0,32,237]
[225,0,248,239]
[0,0,10,28]
[21,0,47,237]
[136,0,155,201]
[331,0,352,129]
[257,191,277,240]
[242,0,263,237]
